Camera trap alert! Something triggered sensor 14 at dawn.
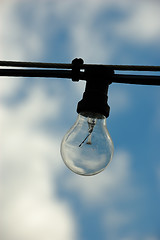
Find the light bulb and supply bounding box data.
[61,62,114,176]
[60,112,114,176]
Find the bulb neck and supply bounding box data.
[79,112,106,120]
[77,69,113,118]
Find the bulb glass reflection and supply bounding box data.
[61,112,114,176]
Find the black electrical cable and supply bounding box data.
[0,60,71,69]
[1,60,160,71]
[0,69,73,79]
[0,60,160,86]
[0,68,160,86]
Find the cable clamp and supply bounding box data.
[72,58,84,82]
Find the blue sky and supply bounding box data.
[1,0,160,240]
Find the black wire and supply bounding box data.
[0,60,160,86]
[1,60,160,71]
[112,74,160,86]
[0,68,160,85]
[0,60,71,69]
[0,69,73,79]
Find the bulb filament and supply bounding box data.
[79,118,96,147]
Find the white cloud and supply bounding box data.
[0,85,77,239]
[0,0,44,60]
[0,84,63,131]
[1,141,77,240]
[2,196,76,240]
[0,103,78,240]
[0,77,23,98]
[115,1,160,44]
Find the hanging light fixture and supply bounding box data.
[60,59,114,176]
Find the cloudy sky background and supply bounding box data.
[1,0,160,240]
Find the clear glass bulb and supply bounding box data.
[60,112,114,176]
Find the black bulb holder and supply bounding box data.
[77,65,113,118]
